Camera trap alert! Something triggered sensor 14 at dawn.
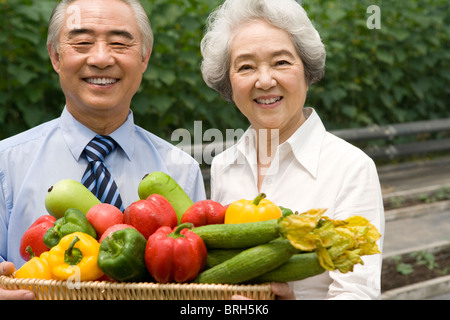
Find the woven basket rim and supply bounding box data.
[0,275,275,300]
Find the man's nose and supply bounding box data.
[86,42,114,68]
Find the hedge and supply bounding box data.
[1,0,448,141]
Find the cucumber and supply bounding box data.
[205,249,244,269]
[138,171,194,223]
[252,252,326,283]
[204,250,326,282]
[193,239,298,284]
[192,219,280,249]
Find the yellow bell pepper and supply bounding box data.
[46,232,104,281]
[224,193,282,224]
[15,248,52,280]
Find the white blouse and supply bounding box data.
[210,108,385,300]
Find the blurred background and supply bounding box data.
[1,0,448,143]
[1,0,450,299]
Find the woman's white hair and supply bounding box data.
[47,0,153,57]
[200,0,326,102]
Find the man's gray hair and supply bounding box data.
[47,0,153,57]
[200,0,326,102]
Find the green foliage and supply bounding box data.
[135,0,247,139]
[418,187,450,203]
[391,255,414,276]
[0,0,449,141]
[392,250,449,277]
[0,0,63,138]
[303,0,450,130]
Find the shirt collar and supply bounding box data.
[234,107,326,178]
[60,107,135,161]
[282,108,326,178]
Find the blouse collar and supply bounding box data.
[234,108,326,178]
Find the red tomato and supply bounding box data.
[86,203,124,238]
[99,224,137,243]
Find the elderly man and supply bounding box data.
[0,0,205,299]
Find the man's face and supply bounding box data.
[48,0,151,121]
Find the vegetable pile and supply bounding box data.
[16,171,381,286]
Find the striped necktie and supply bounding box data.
[81,135,124,211]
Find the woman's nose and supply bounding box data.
[255,68,277,90]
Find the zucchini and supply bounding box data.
[194,239,298,284]
[192,219,279,249]
[252,252,326,283]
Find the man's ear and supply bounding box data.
[48,43,61,74]
[141,47,152,73]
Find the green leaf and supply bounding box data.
[341,105,357,119]
[131,94,150,115]
[396,262,414,276]
[149,95,175,114]
[326,8,347,22]
[159,71,176,86]
[376,50,395,65]
[410,79,430,100]
[391,28,410,42]
[7,64,37,85]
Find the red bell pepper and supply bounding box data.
[180,200,226,227]
[20,215,56,261]
[145,223,207,283]
[123,194,178,239]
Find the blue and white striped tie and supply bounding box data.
[81,135,124,211]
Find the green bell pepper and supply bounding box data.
[97,228,149,282]
[43,208,97,248]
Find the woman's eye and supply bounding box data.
[276,60,290,66]
[238,64,252,72]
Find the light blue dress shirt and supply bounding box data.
[0,107,206,267]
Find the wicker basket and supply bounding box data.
[0,276,275,300]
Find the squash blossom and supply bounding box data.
[279,209,381,273]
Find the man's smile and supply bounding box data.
[83,77,119,86]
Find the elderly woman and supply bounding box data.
[201,0,385,300]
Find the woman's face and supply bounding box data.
[229,19,308,142]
